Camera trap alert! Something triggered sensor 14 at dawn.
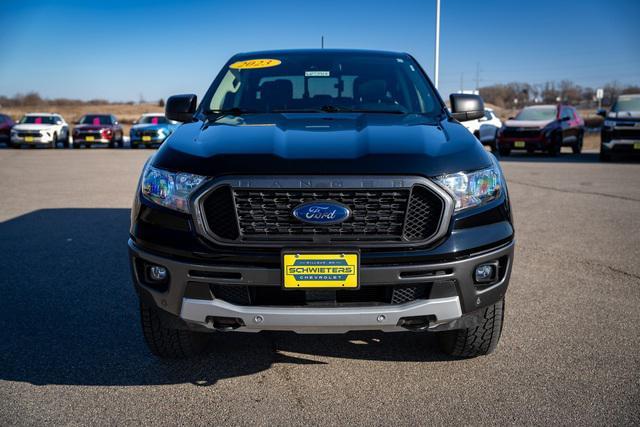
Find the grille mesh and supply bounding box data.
[202,186,240,240]
[200,182,445,244]
[233,189,410,240]
[403,186,443,241]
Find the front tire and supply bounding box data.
[547,134,561,156]
[572,132,583,154]
[140,301,210,358]
[498,146,511,157]
[599,148,611,162]
[437,298,505,358]
[51,133,57,149]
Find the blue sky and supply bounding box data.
[0,0,638,102]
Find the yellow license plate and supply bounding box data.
[283,252,359,289]
[514,141,526,148]
[85,136,94,141]
[142,136,151,142]
[25,136,34,142]
[634,143,640,149]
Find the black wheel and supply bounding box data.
[63,132,70,148]
[108,140,115,148]
[547,134,561,156]
[572,132,583,154]
[498,146,511,157]
[437,298,505,358]
[117,132,124,148]
[50,133,57,149]
[140,301,210,358]
[599,148,611,162]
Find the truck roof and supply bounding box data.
[233,48,408,60]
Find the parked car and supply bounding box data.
[9,113,69,148]
[129,113,178,148]
[0,113,15,144]
[72,114,124,148]
[461,108,502,150]
[129,49,514,359]
[598,93,640,162]
[496,104,584,156]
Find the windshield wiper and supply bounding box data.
[272,106,409,114]
[204,108,257,116]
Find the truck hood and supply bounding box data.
[12,124,57,132]
[504,119,554,129]
[152,113,492,177]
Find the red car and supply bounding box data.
[497,104,585,156]
[0,113,15,144]
[72,114,124,148]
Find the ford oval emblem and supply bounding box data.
[292,201,351,225]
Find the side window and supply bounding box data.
[484,111,492,120]
[562,108,573,120]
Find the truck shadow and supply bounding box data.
[0,209,453,387]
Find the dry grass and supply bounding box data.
[1,103,163,135]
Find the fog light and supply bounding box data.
[149,265,168,282]
[474,262,498,284]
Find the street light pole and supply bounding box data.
[434,0,441,89]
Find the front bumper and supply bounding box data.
[11,135,54,145]
[129,238,514,333]
[601,139,640,152]
[74,137,111,144]
[497,135,549,150]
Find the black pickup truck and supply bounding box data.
[129,49,514,359]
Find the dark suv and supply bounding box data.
[129,49,514,359]
[72,114,124,148]
[497,104,584,156]
[0,113,14,144]
[598,94,640,161]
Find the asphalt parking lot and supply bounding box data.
[0,149,638,425]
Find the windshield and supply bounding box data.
[612,96,640,112]
[204,52,441,115]
[139,115,169,124]
[20,115,56,124]
[515,107,557,121]
[79,114,112,125]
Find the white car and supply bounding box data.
[10,113,70,148]
[461,108,502,150]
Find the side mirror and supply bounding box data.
[560,116,570,122]
[596,108,606,117]
[166,94,197,122]
[55,120,63,125]
[449,93,485,122]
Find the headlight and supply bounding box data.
[603,120,617,128]
[141,164,206,213]
[436,164,502,211]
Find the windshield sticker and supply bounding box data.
[35,117,42,124]
[93,117,101,125]
[305,71,330,77]
[230,59,281,70]
[151,117,159,124]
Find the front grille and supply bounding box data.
[197,178,449,247]
[234,189,410,240]
[18,132,42,137]
[612,128,640,140]
[501,127,541,138]
[210,284,433,306]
